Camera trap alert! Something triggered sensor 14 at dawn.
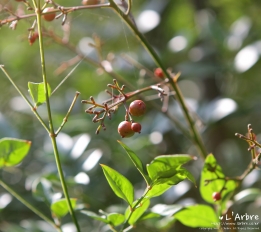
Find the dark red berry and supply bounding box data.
[118,121,135,138]
[129,100,146,117]
[42,7,56,22]
[154,68,164,78]
[212,192,221,201]
[29,32,39,46]
[131,122,142,133]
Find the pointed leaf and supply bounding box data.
[118,140,151,185]
[146,155,195,186]
[138,212,161,221]
[51,198,77,218]
[200,154,237,204]
[174,205,218,228]
[101,164,134,206]
[147,155,195,181]
[145,184,172,199]
[151,204,183,216]
[0,138,31,168]
[28,82,51,107]
[80,210,108,224]
[107,213,125,226]
[125,199,150,225]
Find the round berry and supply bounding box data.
[212,192,221,201]
[129,100,146,117]
[29,32,39,46]
[118,121,135,138]
[154,68,164,78]
[82,0,100,5]
[42,7,56,22]
[131,122,142,133]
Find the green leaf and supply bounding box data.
[151,204,183,216]
[101,164,134,206]
[107,213,125,226]
[138,212,161,221]
[200,154,237,204]
[118,140,151,185]
[28,82,51,107]
[80,210,108,224]
[51,198,77,218]
[0,138,31,168]
[32,178,53,204]
[125,199,150,225]
[174,205,218,228]
[145,184,172,199]
[146,155,195,185]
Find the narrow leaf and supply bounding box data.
[174,205,218,228]
[118,140,151,185]
[145,184,172,199]
[0,138,31,168]
[28,82,51,107]
[80,210,108,224]
[138,212,161,221]
[125,199,150,225]
[51,198,77,218]
[107,213,125,226]
[101,164,134,206]
[151,204,183,216]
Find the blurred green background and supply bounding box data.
[0,0,261,231]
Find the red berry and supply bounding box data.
[212,192,221,201]
[29,32,39,46]
[154,68,164,78]
[131,122,142,133]
[82,0,100,5]
[42,7,56,22]
[118,121,135,138]
[129,100,146,117]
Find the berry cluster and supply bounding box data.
[81,79,165,137]
[118,100,145,138]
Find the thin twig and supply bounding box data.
[55,91,80,135]
[0,3,110,26]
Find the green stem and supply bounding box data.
[32,1,81,231]
[108,0,208,159]
[0,65,49,132]
[0,179,61,232]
